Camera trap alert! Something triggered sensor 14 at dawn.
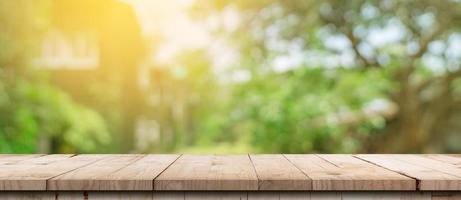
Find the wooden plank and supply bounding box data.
[185,192,247,200]
[310,193,341,200]
[318,155,415,190]
[279,192,311,200]
[425,155,461,168]
[431,192,461,200]
[341,192,401,200]
[357,154,461,190]
[249,155,311,190]
[155,155,258,190]
[284,155,415,191]
[3,192,461,200]
[48,155,143,190]
[94,154,180,190]
[0,154,44,165]
[424,155,461,166]
[0,154,81,190]
[401,192,431,200]
[1,154,461,193]
[56,192,84,200]
[88,192,153,200]
[15,154,74,165]
[0,192,55,200]
[153,192,184,200]
[248,192,279,200]
[389,155,461,178]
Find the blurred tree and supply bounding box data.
[2,0,460,154]
[0,0,110,153]
[46,0,146,152]
[307,0,461,153]
[145,49,223,152]
[192,0,461,153]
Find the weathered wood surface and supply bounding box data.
[249,155,311,190]
[0,154,44,165]
[48,155,179,191]
[0,192,460,200]
[356,154,461,190]
[155,155,258,190]
[0,154,85,190]
[0,154,460,191]
[285,155,415,190]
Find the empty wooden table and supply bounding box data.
[0,154,460,199]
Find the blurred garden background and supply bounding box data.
[1,0,461,154]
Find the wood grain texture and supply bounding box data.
[153,192,184,200]
[250,155,311,190]
[100,155,179,190]
[1,192,461,200]
[341,192,399,200]
[15,154,74,165]
[0,155,44,165]
[431,192,461,200]
[357,154,461,190]
[284,155,415,191]
[48,155,143,190]
[55,192,84,200]
[88,192,153,200]
[2,154,461,192]
[424,155,461,166]
[391,155,461,179]
[401,192,432,200]
[0,154,79,190]
[248,192,279,200]
[279,192,311,200]
[309,193,341,200]
[155,155,258,190]
[0,192,55,200]
[185,192,247,200]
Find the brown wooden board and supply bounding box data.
[285,154,416,190]
[249,154,311,190]
[0,155,44,165]
[0,191,460,199]
[0,154,84,190]
[101,154,179,190]
[154,155,258,190]
[357,154,461,190]
[424,155,461,166]
[48,155,143,190]
[0,154,460,192]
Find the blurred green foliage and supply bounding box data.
[0,0,110,153]
[188,0,461,153]
[232,68,391,153]
[1,0,461,154]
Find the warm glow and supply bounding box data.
[1,0,460,154]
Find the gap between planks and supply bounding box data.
[356,154,461,191]
[352,154,422,189]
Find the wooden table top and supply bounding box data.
[0,154,460,191]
